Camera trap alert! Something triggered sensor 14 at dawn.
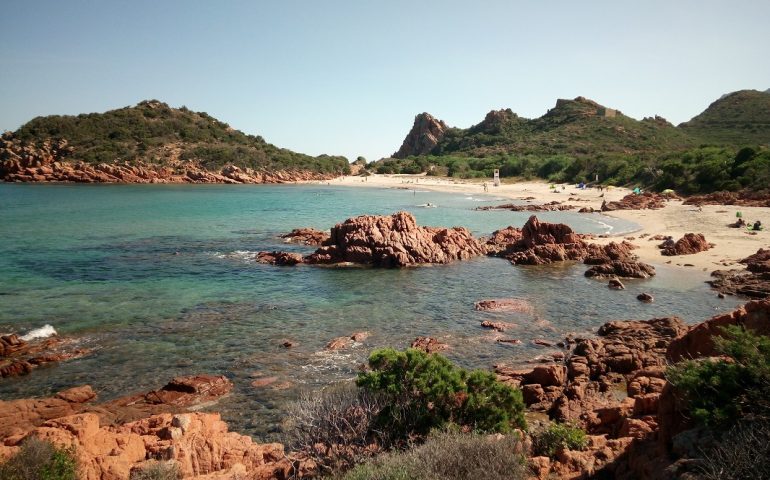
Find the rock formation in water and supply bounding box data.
[280,228,330,246]
[0,333,91,378]
[256,251,304,266]
[484,215,656,278]
[392,113,448,158]
[282,211,487,267]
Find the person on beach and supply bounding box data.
[752,220,763,231]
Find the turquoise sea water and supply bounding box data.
[0,184,740,438]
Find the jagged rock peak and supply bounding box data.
[392,112,448,159]
[471,108,519,133]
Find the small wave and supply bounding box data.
[21,324,57,341]
[579,215,615,234]
[209,250,259,261]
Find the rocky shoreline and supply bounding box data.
[0,136,337,184]
[2,301,767,479]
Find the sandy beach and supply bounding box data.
[329,174,769,281]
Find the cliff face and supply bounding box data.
[392,112,448,158]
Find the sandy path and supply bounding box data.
[319,174,769,281]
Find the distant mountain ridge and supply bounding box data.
[1,100,349,183]
[393,90,770,159]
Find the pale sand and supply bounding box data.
[322,174,769,281]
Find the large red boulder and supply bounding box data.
[660,233,711,256]
[305,211,487,267]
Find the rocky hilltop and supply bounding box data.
[391,95,696,159]
[392,112,448,159]
[1,100,349,183]
[389,90,770,159]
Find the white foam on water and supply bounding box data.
[210,250,259,262]
[20,324,57,341]
[582,216,615,234]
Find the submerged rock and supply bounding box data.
[474,298,533,313]
[637,293,655,303]
[410,336,448,353]
[280,227,329,246]
[256,251,304,266]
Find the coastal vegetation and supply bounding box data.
[668,326,770,478]
[339,430,527,480]
[285,348,526,475]
[531,422,588,459]
[10,100,349,174]
[372,146,770,194]
[357,348,527,436]
[667,326,770,428]
[0,438,78,480]
[376,90,770,194]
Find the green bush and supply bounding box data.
[532,422,588,458]
[339,430,527,480]
[0,438,78,480]
[667,325,770,428]
[129,460,180,480]
[283,382,388,473]
[357,348,526,438]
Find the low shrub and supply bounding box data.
[283,382,388,473]
[0,437,78,480]
[698,420,770,480]
[667,325,770,427]
[532,422,588,458]
[128,460,180,480]
[357,348,526,438]
[339,430,527,480]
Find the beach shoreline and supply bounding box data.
[324,174,769,281]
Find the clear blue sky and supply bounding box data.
[2,0,768,161]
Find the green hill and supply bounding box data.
[9,100,349,174]
[397,97,695,160]
[377,93,770,193]
[679,89,770,146]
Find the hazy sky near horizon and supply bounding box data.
[2,1,769,161]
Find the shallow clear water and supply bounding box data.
[0,184,740,439]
